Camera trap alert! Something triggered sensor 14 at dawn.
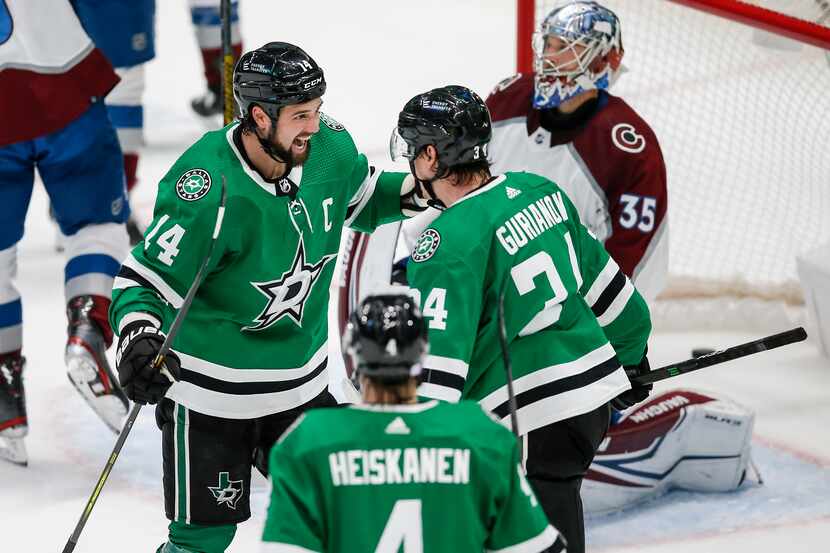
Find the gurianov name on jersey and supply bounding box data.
[496,189,571,255]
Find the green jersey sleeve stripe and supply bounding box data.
[590,269,627,318]
[583,256,620,306]
[418,354,469,401]
[116,253,184,308]
[486,525,558,553]
[423,354,469,377]
[595,277,636,327]
[419,381,462,402]
[344,167,380,227]
[117,311,161,333]
[261,542,321,553]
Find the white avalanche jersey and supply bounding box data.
[486,74,669,299]
[0,0,119,146]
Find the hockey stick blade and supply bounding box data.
[62,177,228,553]
[631,327,808,386]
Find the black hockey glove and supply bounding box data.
[115,320,181,405]
[610,352,653,411]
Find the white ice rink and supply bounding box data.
[3,1,829,551]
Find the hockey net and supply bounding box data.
[519,0,830,330]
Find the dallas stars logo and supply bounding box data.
[208,472,244,510]
[176,169,212,201]
[244,239,336,331]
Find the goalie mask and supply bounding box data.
[342,294,428,386]
[533,1,624,109]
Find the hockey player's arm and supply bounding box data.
[262,415,324,553]
[345,154,421,233]
[110,167,227,335]
[574,212,651,367]
[486,433,562,553]
[408,251,482,402]
[604,146,669,299]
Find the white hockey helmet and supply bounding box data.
[532,1,624,109]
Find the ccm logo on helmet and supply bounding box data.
[303,77,322,90]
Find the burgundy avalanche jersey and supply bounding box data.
[487,74,668,299]
[0,0,119,146]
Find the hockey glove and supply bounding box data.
[400,175,431,217]
[115,320,181,405]
[610,353,653,411]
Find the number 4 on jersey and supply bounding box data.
[144,215,187,266]
[376,499,423,553]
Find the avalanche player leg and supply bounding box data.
[39,100,131,432]
[189,0,242,117]
[106,64,148,245]
[0,246,27,465]
[0,142,38,465]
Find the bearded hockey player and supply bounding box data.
[263,294,566,553]
[0,0,131,465]
[487,1,668,299]
[110,43,421,553]
[391,84,652,553]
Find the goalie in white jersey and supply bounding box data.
[486,1,668,299]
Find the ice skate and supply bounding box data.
[0,354,28,466]
[190,83,222,117]
[65,296,129,433]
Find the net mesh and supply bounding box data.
[532,0,830,306]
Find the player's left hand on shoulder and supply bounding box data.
[115,320,181,405]
[611,352,653,411]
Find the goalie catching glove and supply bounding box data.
[610,352,653,411]
[115,320,180,405]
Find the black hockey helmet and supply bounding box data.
[390,85,492,172]
[233,42,326,120]
[343,294,428,385]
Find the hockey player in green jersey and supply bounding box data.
[263,293,566,553]
[389,85,653,553]
[109,43,425,553]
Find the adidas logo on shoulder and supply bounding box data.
[385,416,410,435]
[506,186,521,199]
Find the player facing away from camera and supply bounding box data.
[109,43,423,553]
[487,1,668,299]
[391,85,652,553]
[263,294,566,553]
[0,0,131,465]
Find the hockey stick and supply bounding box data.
[497,278,521,441]
[62,177,228,553]
[630,327,808,387]
[220,0,234,126]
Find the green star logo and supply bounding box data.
[176,169,212,201]
[207,471,244,510]
[412,228,441,263]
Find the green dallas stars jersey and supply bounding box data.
[407,172,651,435]
[262,400,560,553]
[110,117,407,419]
